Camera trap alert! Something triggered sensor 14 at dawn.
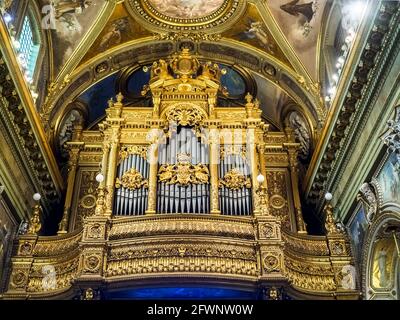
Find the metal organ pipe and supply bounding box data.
[155,126,211,214]
[114,148,149,216]
[218,148,252,216]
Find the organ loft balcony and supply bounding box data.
[3,49,358,300]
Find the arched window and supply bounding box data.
[18,15,40,80]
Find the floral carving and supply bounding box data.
[166,104,205,127]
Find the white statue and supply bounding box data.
[289,112,311,160]
[341,265,356,290]
[358,182,377,222]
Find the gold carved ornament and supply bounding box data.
[220,145,247,159]
[219,168,251,190]
[119,146,148,162]
[166,105,205,127]
[170,48,200,79]
[115,169,149,190]
[27,205,42,235]
[158,154,209,186]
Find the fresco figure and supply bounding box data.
[239,20,275,54]
[289,112,311,160]
[148,0,224,19]
[280,0,315,23]
[52,0,93,19]
[98,18,129,51]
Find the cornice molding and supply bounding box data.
[304,1,400,213]
[0,19,63,210]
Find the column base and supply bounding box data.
[211,210,221,215]
[145,210,156,215]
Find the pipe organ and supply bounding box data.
[114,146,149,216]
[219,146,252,216]
[4,49,358,300]
[157,127,210,214]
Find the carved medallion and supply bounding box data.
[332,241,345,255]
[19,242,33,255]
[270,194,286,209]
[84,255,101,272]
[80,194,97,209]
[261,224,275,239]
[88,224,103,239]
[11,271,27,288]
[263,254,280,272]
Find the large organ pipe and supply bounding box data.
[144,155,148,212]
[218,148,252,216]
[114,148,149,216]
[116,157,122,214]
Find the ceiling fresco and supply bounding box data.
[42,0,325,82]
[267,0,327,81]
[80,2,292,73]
[223,3,291,67]
[147,0,226,19]
[38,0,331,136]
[42,0,106,76]
[82,3,152,62]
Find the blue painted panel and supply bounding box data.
[106,287,257,300]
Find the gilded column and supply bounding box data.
[94,138,110,216]
[284,132,307,233]
[105,126,120,216]
[248,126,260,215]
[209,126,220,214]
[58,122,84,234]
[258,143,268,188]
[257,142,270,215]
[104,93,124,217]
[146,126,160,215]
[58,142,83,234]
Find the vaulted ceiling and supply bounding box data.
[33,0,336,135]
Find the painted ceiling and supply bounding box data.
[33,0,331,134]
[43,0,327,79]
[147,0,226,19]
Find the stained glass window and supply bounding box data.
[18,15,39,79]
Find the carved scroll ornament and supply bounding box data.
[115,169,148,190]
[219,168,251,190]
[158,155,209,186]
